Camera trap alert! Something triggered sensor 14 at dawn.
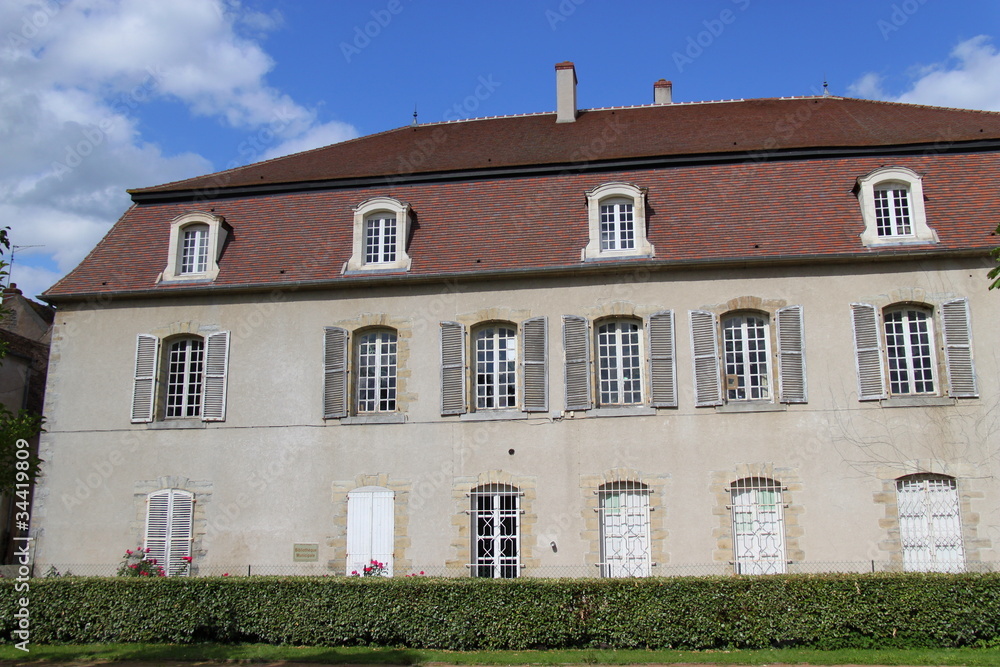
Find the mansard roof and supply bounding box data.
[44,95,1000,302]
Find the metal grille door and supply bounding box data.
[471,484,520,578]
[731,477,786,574]
[897,474,965,572]
[598,481,651,577]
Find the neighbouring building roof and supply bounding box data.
[43,94,1000,303]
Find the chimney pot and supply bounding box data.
[555,61,578,123]
[654,79,673,105]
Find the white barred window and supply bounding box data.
[874,184,912,237]
[583,182,654,260]
[475,325,517,410]
[599,199,635,251]
[180,224,209,274]
[364,216,397,264]
[598,481,651,578]
[596,319,643,406]
[723,314,771,401]
[897,474,965,573]
[470,484,520,578]
[355,330,397,413]
[884,307,935,395]
[166,338,204,418]
[731,477,786,575]
[348,198,412,272]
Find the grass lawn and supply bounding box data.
[1,644,999,665]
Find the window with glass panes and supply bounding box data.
[471,484,519,578]
[884,307,935,395]
[874,184,912,237]
[166,338,204,418]
[596,319,642,406]
[355,330,397,413]
[180,225,209,274]
[731,477,786,575]
[475,325,517,409]
[723,314,771,401]
[364,216,397,264]
[599,199,635,251]
[896,474,965,573]
[598,481,651,577]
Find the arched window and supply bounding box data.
[471,483,519,578]
[896,474,965,572]
[364,213,398,264]
[730,477,785,574]
[347,197,412,272]
[598,481,651,577]
[166,337,204,418]
[583,182,654,259]
[131,331,230,423]
[873,183,912,237]
[179,223,210,274]
[355,329,397,413]
[856,166,935,247]
[596,318,643,406]
[160,211,227,282]
[145,489,193,577]
[883,306,935,395]
[722,313,771,401]
[599,197,635,251]
[474,324,517,410]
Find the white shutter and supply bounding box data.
[776,305,807,403]
[144,490,169,569]
[131,334,159,423]
[850,303,886,401]
[201,331,230,421]
[440,322,466,415]
[562,315,591,411]
[941,298,978,398]
[347,487,394,576]
[521,317,548,412]
[648,311,676,408]
[323,327,349,418]
[690,310,722,406]
[145,489,193,577]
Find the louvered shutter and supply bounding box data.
[131,334,159,423]
[201,331,230,421]
[690,310,722,406]
[941,298,978,398]
[440,322,466,415]
[323,327,349,418]
[648,311,677,407]
[776,305,808,403]
[562,315,591,411]
[850,303,886,401]
[521,317,548,412]
[145,489,193,577]
[347,487,394,576]
[145,490,169,570]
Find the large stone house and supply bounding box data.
[36,63,1000,577]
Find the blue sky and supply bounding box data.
[6,0,1000,300]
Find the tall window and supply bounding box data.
[723,314,771,401]
[347,486,394,576]
[166,338,204,418]
[731,477,786,575]
[355,330,397,413]
[884,307,934,395]
[475,325,517,410]
[145,489,194,577]
[596,319,642,406]
[598,481,651,578]
[874,184,911,237]
[180,224,209,274]
[471,484,519,578]
[365,215,397,264]
[896,474,965,573]
[599,199,635,251]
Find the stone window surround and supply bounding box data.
[583,182,654,260]
[346,196,413,273]
[329,473,413,575]
[856,166,937,247]
[160,211,228,283]
[132,476,212,573]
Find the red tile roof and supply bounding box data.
[45,96,1000,301]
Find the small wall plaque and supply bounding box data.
[293,543,319,562]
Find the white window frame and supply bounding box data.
[474,324,518,410]
[145,489,194,577]
[165,337,205,418]
[161,211,227,282]
[598,481,651,578]
[347,486,395,576]
[596,318,644,406]
[857,167,936,247]
[470,484,520,578]
[355,329,398,414]
[347,197,412,272]
[131,331,230,423]
[583,182,654,260]
[896,474,965,573]
[883,306,936,396]
[722,313,772,402]
[730,477,786,575]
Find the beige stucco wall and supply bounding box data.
[32,256,999,575]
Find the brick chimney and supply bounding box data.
[555,61,578,123]
[654,79,673,105]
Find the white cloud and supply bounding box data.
[0,0,358,301]
[850,35,1000,111]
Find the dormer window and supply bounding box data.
[347,197,412,272]
[857,167,937,247]
[160,212,227,283]
[583,182,654,260]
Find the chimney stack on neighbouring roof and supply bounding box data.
[654,79,673,105]
[555,61,577,123]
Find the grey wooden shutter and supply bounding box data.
[941,298,978,398]
[201,331,230,421]
[521,316,548,412]
[850,303,886,401]
[131,334,159,423]
[777,305,808,403]
[323,327,349,418]
[690,310,722,406]
[562,315,591,411]
[648,310,677,407]
[440,321,467,415]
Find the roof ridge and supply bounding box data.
[839,96,1000,116]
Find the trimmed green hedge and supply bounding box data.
[3,573,1000,649]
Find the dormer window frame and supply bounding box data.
[347,197,412,273]
[161,211,227,283]
[583,182,654,261]
[857,167,937,248]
